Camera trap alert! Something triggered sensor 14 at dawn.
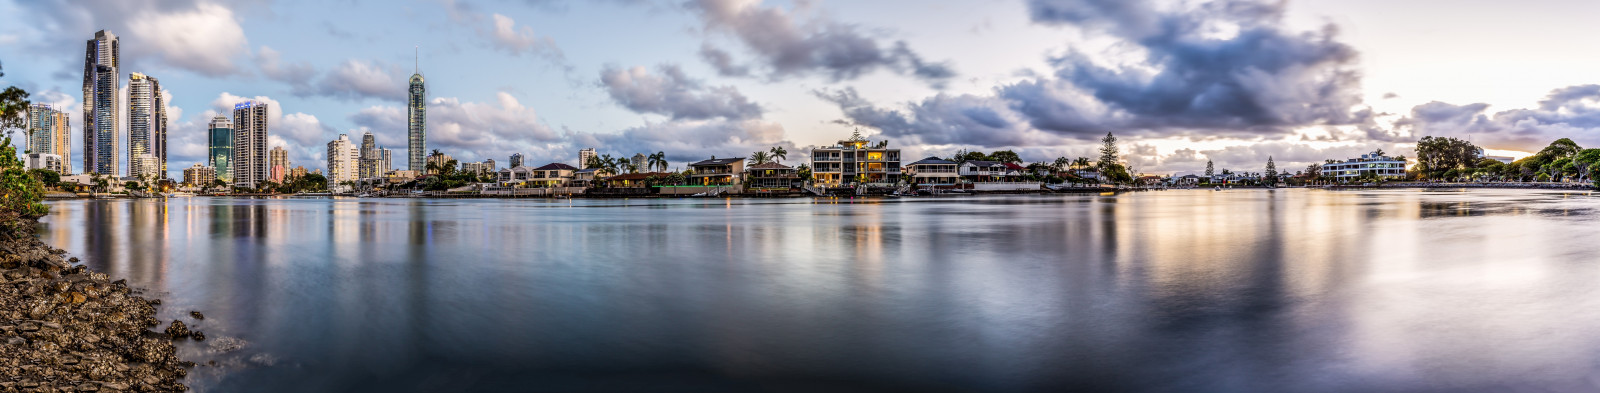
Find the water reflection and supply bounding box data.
[33,190,1600,392]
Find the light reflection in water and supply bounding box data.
[32,190,1600,392]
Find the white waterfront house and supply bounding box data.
[904,157,959,187]
[1323,151,1406,181]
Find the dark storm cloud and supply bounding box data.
[598,64,763,120]
[1396,85,1600,151]
[685,0,955,88]
[822,0,1370,148]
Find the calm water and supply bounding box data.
[35,189,1600,392]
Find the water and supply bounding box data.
[35,189,1600,392]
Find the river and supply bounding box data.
[36,189,1600,392]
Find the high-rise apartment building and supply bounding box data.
[269,146,289,183]
[127,72,167,178]
[426,153,453,175]
[326,134,358,188]
[27,104,70,173]
[377,148,393,176]
[232,101,269,189]
[83,30,119,176]
[408,68,426,172]
[578,148,596,169]
[359,131,377,179]
[631,153,646,172]
[509,153,524,168]
[207,116,233,183]
[183,164,217,187]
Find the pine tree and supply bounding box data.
[1098,132,1119,169]
[1205,160,1214,178]
[1265,156,1278,185]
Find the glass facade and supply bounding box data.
[408,74,426,172]
[208,116,233,183]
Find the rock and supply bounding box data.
[100,382,127,391]
[189,311,204,320]
[191,331,205,341]
[163,320,190,339]
[76,382,100,391]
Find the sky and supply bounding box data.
[1,0,1598,178]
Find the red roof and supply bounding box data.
[1003,162,1027,170]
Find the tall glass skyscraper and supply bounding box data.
[408,55,426,172]
[208,116,233,183]
[127,72,166,179]
[83,30,119,176]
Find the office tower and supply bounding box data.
[208,116,233,183]
[578,148,596,169]
[232,101,269,189]
[408,56,426,172]
[27,104,70,173]
[83,30,119,175]
[359,131,377,179]
[509,153,524,168]
[269,146,289,183]
[326,134,358,187]
[127,72,167,178]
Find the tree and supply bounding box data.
[797,164,812,181]
[1264,156,1278,185]
[769,146,787,163]
[1305,163,1322,182]
[1539,138,1581,159]
[1098,132,1119,170]
[960,151,988,162]
[750,151,772,165]
[1414,136,1481,179]
[989,150,1022,164]
[0,87,29,137]
[647,151,668,172]
[27,169,59,188]
[1205,160,1214,178]
[0,84,47,219]
[1052,157,1070,171]
[1072,157,1091,170]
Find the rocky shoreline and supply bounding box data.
[0,218,195,392]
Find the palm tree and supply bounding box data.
[769,146,787,163]
[626,162,639,174]
[750,151,772,165]
[647,152,667,173]
[1072,157,1091,170]
[1053,157,1070,171]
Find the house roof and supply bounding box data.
[908,156,956,166]
[1002,162,1026,170]
[963,160,1004,167]
[691,157,745,166]
[575,168,600,173]
[746,162,792,170]
[534,163,578,171]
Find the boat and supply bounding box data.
[165,192,196,197]
[1213,186,1222,191]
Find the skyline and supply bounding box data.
[3,0,1600,178]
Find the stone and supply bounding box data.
[191,331,205,341]
[189,311,203,320]
[163,320,189,339]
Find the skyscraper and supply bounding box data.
[408,53,427,172]
[326,134,358,188]
[578,148,596,169]
[377,148,393,176]
[232,101,269,189]
[509,153,524,168]
[208,116,233,183]
[269,146,289,183]
[359,131,377,179]
[127,72,167,179]
[83,30,119,176]
[27,104,70,173]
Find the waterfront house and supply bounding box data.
[689,157,745,186]
[528,163,578,187]
[570,168,602,187]
[745,162,799,189]
[905,157,959,187]
[810,130,902,186]
[598,172,671,188]
[959,160,1023,182]
[1322,151,1406,181]
[497,166,535,185]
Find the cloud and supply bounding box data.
[698,44,749,77]
[256,46,316,93]
[819,0,1371,154]
[487,13,563,59]
[599,64,763,120]
[17,0,252,77]
[1395,85,1600,152]
[684,0,954,87]
[315,60,409,101]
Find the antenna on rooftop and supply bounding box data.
[414,46,418,74]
